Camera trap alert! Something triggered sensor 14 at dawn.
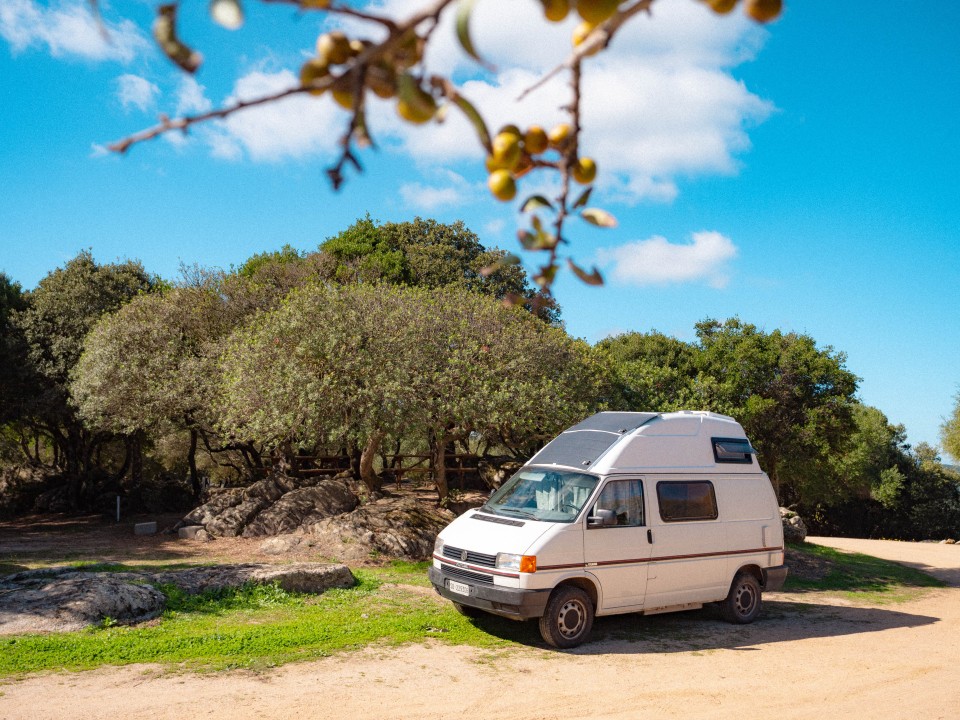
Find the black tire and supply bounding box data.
[538,585,594,648]
[452,602,483,619]
[720,572,762,624]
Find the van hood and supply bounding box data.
[438,510,555,556]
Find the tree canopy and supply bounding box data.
[941,392,960,463]
[600,318,859,504]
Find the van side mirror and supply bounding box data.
[588,508,617,527]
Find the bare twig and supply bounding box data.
[108,0,459,154]
[517,0,655,101]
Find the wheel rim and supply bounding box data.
[556,598,587,639]
[733,581,757,617]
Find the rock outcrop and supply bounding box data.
[780,507,808,543]
[306,496,455,560]
[182,471,453,560]
[0,562,354,635]
[181,473,358,539]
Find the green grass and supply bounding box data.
[0,550,947,677]
[784,543,945,603]
[0,561,532,677]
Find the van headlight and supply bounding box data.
[496,553,536,573]
[433,537,444,556]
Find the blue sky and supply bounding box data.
[1,0,958,459]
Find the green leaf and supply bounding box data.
[580,208,617,228]
[153,5,202,74]
[455,0,494,70]
[567,259,604,286]
[572,186,593,209]
[517,230,537,250]
[520,195,554,213]
[450,94,490,151]
[534,263,558,289]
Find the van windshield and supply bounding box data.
[482,467,599,523]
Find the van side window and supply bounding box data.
[712,437,755,464]
[656,481,718,522]
[592,480,644,526]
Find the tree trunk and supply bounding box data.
[130,431,143,492]
[431,433,449,503]
[359,432,385,493]
[188,429,201,499]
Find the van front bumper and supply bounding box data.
[763,564,788,592]
[428,566,550,620]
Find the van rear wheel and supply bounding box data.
[720,572,762,624]
[539,586,594,648]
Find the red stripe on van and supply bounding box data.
[538,546,783,571]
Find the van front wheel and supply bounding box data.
[539,586,594,648]
[720,572,762,624]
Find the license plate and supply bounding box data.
[448,580,470,596]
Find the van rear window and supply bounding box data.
[712,437,755,464]
[656,481,718,522]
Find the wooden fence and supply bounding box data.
[271,453,481,491]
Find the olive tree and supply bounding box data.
[941,392,960,463]
[73,285,252,497]
[12,252,155,505]
[219,282,602,499]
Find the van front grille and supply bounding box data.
[443,545,497,568]
[441,565,495,585]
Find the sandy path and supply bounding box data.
[2,538,959,720]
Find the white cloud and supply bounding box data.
[116,74,158,112]
[211,69,343,162]
[175,76,213,116]
[597,231,738,288]
[398,169,482,211]
[0,0,147,61]
[176,0,773,205]
[364,0,773,202]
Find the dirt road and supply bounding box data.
[2,537,959,720]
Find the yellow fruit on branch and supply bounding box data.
[299,58,330,96]
[745,0,782,22]
[316,31,351,66]
[572,21,601,56]
[540,0,571,22]
[575,0,620,24]
[524,126,549,155]
[366,63,398,99]
[548,123,573,151]
[395,73,437,124]
[491,130,522,171]
[705,0,738,14]
[572,156,597,184]
[487,169,517,202]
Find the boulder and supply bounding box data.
[0,562,354,635]
[150,562,354,595]
[182,488,244,527]
[241,480,359,537]
[0,569,165,634]
[205,496,273,537]
[181,474,361,539]
[780,507,808,544]
[260,535,304,554]
[309,496,454,560]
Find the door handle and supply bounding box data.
[647,529,653,544]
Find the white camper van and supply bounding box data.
[428,411,787,648]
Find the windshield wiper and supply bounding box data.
[496,507,538,520]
